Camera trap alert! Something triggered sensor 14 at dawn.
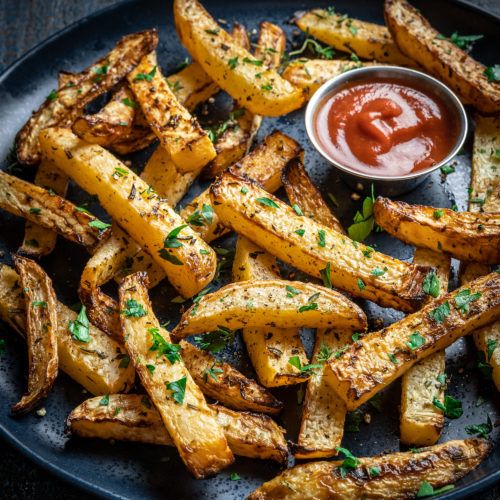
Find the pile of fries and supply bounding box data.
[0,0,498,497]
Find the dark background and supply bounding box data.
[0,0,498,498]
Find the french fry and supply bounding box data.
[16,29,158,164]
[67,394,288,464]
[11,256,58,414]
[210,172,430,312]
[400,248,451,446]
[19,158,68,257]
[128,52,216,173]
[118,272,233,478]
[172,280,367,340]
[0,264,134,395]
[39,128,216,298]
[249,439,491,499]
[326,272,500,410]
[295,8,415,65]
[0,170,109,251]
[232,236,309,387]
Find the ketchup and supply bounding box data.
[315,77,459,176]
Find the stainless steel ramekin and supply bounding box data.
[304,66,468,196]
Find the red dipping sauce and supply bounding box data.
[315,77,460,177]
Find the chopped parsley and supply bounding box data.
[68,305,90,343]
[228,57,239,69]
[286,285,301,298]
[146,364,155,375]
[149,327,181,364]
[261,84,273,91]
[433,395,463,418]
[133,66,157,82]
[433,209,444,219]
[388,353,398,364]
[295,229,305,237]
[369,466,381,478]
[371,267,387,277]
[292,204,303,216]
[243,57,263,66]
[336,447,360,477]
[88,219,111,231]
[186,204,214,227]
[166,376,187,405]
[454,289,481,314]
[484,65,500,82]
[357,279,365,291]
[428,301,450,323]
[99,394,109,406]
[194,326,234,353]
[121,98,137,108]
[204,28,220,35]
[112,166,129,179]
[119,355,130,369]
[47,89,57,101]
[164,225,189,248]
[29,207,41,215]
[417,481,454,498]
[255,196,279,209]
[121,299,147,318]
[347,184,375,242]
[440,164,455,175]
[423,271,440,298]
[320,262,332,289]
[288,37,335,60]
[406,332,426,350]
[204,362,224,382]
[230,472,241,481]
[317,229,326,247]
[437,31,483,51]
[32,301,47,308]
[288,355,322,373]
[487,338,497,361]
[465,415,493,438]
[316,342,334,364]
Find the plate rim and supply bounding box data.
[0,0,498,498]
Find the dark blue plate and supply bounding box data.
[0,1,498,498]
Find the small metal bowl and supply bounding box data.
[305,66,468,196]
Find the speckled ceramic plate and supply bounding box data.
[0,0,498,498]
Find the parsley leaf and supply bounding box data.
[288,355,322,373]
[371,267,387,277]
[68,305,90,343]
[228,57,238,69]
[186,204,214,227]
[465,415,493,438]
[336,447,360,477]
[230,472,241,481]
[454,289,481,314]
[256,197,279,209]
[423,271,440,298]
[194,326,234,353]
[317,229,326,247]
[288,37,335,60]
[437,31,483,51]
[440,164,455,175]
[88,219,111,231]
[166,376,187,405]
[484,65,500,82]
[164,224,189,248]
[416,481,454,497]
[433,395,463,418]
[406,332,426,350]
[320,262,332,288]
[204,362,224,382]
[357,279,365,290]
[428,301,451,323]
[347,185,375,242]
[369,466,381,477]
[292,204,303,216]
[486,338,497,361]
[148,327,181,364]
[286,285,301,298]
[133,66,157,82]
[121,299,147,318]
[316,343,334,364]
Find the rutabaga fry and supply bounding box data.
[326,272,500,411]
[118,272,234,478]
[0,170,109,251]
[173,0,305,116]
[249,439,491,499]
[11,256,58,414]
[67,394,288,464]
[128,51,216,173]
[373,197,500,264]
[39,128,216,298]
[210,172,430,312]
[16,29,158,164]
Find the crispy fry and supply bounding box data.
[109,108,157,155]
[67,394,288,464]
[180,340,283,415]
[0,264,134,395]
[11,256,58,414]
[19,159,68,257]
[118,272,233,478]
[384,0,500,114]
[249,439,491,499]
[128,52,216,172]
[210,172,430,312]
[172,280,367,340]
[16,29,158,164]
[374,197,500,264]
[39,128,216,298]
[0,170,109,251]
[173,0,305,116]
[326,272,500,410]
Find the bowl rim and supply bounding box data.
[304,65,468,182]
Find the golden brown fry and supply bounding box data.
[118,272,234,478]
[16,29,158,164]
[128,52,216,172]
[67,394,288,464]
[400,248,450,446]
[39,128,216,298]
[109,108,157,155]
[72,84,135,146]
[384,0,500,114]
[172,280,367,340]
[326,272,500,411]
[11,256,58,414]
[0,264,134,395]
[373,196,500,264]
[0,170,109,251]
[174,0,305,116]
[180,340,283,415]
[283,158,343,233]
[210,172,430,312]
[249,439,491,499]
[295,8,415,65]
[19,159,68,257]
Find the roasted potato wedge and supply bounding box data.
[180,340,283,415]
[118,272,233,478]
[16,29,158,164]
[128,51,216,173]
[210,172,430,312]
[400,248,450,446]
[109,108,157,155]
[67,394,288,464]
[0,264,134,395]
[11,256,58,414]
[282,59,377,98]
[374,196,500,265]
[232,236,309,387]
[172,280,367,340]
[173,0,305,116]
[39,128,216,298]
[72,84,135,146]
[249,438,491,499]
[326,272,500,410]
[283,159,343,233]
[19,159,68,257]
[295,8,414,65]
[295,328,348,459]
[385,0,500,114]
[0,170,109,251]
